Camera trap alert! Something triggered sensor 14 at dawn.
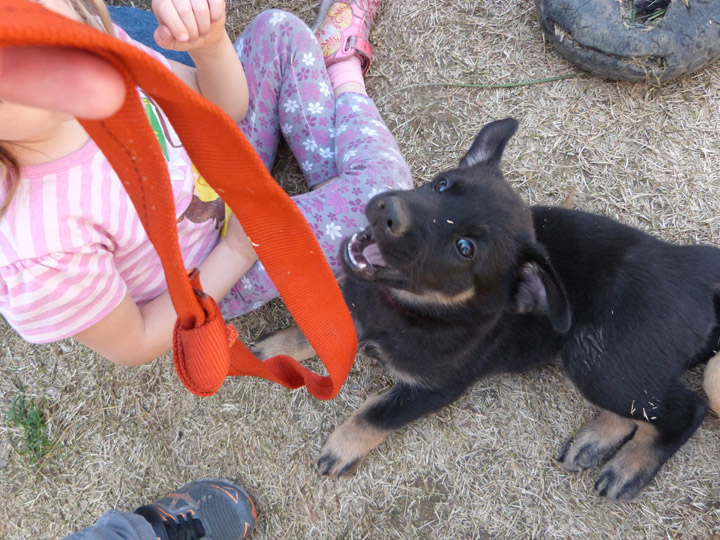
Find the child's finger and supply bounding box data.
[188,0,212,36]
[171,0,202,41]
[0,47,125,119]
[154,0,198,43]
[206,0,225,23]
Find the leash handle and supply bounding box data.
[0,0,356,399]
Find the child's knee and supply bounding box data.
[348,155,413,192]
[246,9,313,44]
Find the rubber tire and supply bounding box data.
[535,0,720,82]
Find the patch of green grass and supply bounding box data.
[632,0,672,24]
[7,392,53,464]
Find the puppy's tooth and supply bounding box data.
[346,243,357,265]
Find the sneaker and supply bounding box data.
[312,0,381,75]
[135,478,257,540]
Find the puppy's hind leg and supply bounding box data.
[558,409,637,472]
[318,383,464,477]
[251,325,316,362]
[594,382,707,501]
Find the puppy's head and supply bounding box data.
[344,118,570,331]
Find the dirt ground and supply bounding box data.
[2,0,720,538]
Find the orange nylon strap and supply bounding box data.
[1,0,357,399]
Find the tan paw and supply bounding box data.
[317,397,390,477]
[558,410,637,472]
[594,422,662,501]
[250,325,316,361]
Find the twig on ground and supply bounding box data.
[376,73,586,105]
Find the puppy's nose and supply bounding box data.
[376,195,411,236]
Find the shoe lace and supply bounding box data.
[162,513,206,540]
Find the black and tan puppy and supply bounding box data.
[254,118,720,501]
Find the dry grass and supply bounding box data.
[2,0,720,538]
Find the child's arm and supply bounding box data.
[72,216,258,366]
[151,0,249,123]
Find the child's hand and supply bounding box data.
[153,0,248,122]
[152,0,227,53]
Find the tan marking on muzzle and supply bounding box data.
[390,287,476,309]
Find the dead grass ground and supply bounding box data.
[2,0,720,538]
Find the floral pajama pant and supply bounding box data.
[219,10,413,316]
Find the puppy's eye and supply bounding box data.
[434,179,448,192]
[456,238,475,259]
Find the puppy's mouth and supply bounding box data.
[343,228,403,281]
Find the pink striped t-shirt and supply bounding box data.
[0,29,226,343]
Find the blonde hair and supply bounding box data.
[68,0,115,37]
[0,0,115,218]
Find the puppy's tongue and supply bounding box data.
[362,243,387,267]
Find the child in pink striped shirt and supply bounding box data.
[0,0,412,366]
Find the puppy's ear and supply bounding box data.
[460,118,519,169]
[514,244,571,333]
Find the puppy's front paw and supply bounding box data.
[317,442,362,477]
[250,325,315,361]
[317,415,389,477]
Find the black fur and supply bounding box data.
[255,118,720,500]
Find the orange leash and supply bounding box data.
[0,0,356,399]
